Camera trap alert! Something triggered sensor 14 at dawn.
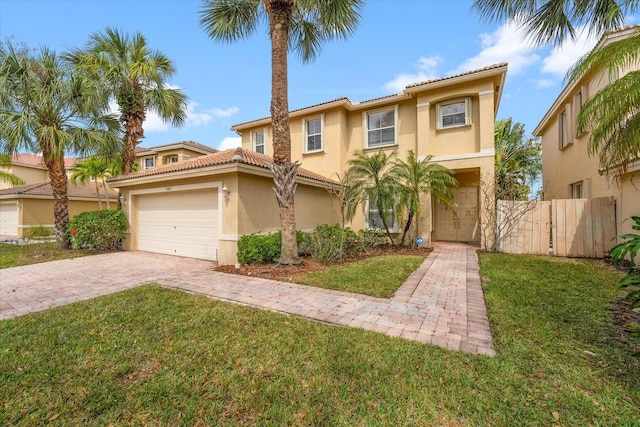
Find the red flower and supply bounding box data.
[71,228,78,235]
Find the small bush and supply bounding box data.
[357,229,387,251]
[296,230,313,257]
[237,232,282,264]
[68,209,127,251]
[24,225,52,240]
[311,224,363,264]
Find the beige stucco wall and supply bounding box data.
[8,197,106,237]
[0,164,48,190]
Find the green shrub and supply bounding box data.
[237,232,282,264]
[296,230,313,257]
[68,209,127,251]
[357,229,387,251]
[24,225,52,240]
[311,224,363,264]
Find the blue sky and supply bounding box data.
[1,0,637,152]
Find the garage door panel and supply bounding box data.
[136,190,218,260]
[0,204,18,236]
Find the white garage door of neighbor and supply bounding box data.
[136,190,219,260]
[0,203,18,236]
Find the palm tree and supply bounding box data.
[0,44,120,248]
[473,1,640,178]
[494,118,541,200]
[473,0,635,46]
[199,0,364,265]
[568,28,640,178]
[0,154,26,187]
[66,27,189,174]
[347,150,398,245]
[70,157,115,210]
[393,151,458,246]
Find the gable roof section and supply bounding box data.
[0,181,117,199]
[135,140,218,156]
[533,24,640,136]
[231,63,508,131]
[109,147,337,185]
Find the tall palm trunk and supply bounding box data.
[120,85,146,174]
[94,179,103,210]
[102,178,111,210]
[45,154,70,249]
[266,0,299,265]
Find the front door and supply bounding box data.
[435,187,479,242]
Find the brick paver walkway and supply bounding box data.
[0,242,495,355]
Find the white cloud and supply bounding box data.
[217,136,241,151]
[454,21,540,75]
[185,103,240,128]
[540,29,599,76]
[535,78,557,89]
[383,55,442,92]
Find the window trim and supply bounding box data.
[252,128,267,155]
[364,189,399,232]
[363,106,398,149]
[558,104,573,150]
[303,115,324,153]
[168,155,179,164]
[143,157,155,169]
[436,97,472,130]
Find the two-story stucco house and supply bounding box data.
[232,63,507,247]
[534,25,639,239]
[109,63,507,264]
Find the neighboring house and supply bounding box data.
[0,153,77,190]
[135,140,218,170]
[232,63,508,247]
[108,148,339,264]
[0,181,117,237]
[534,25,639,239]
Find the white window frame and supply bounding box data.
[436,97,472,130]
[303,115,324,153]
[143,157,155,169]
[558,104,572,150]
[364,189,399,232]
[252,129,266,154]
[573,85,588,138]
[363,106,398,149]
[569,181,583,199]
[168,155,179,163]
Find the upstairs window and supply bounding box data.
[252,129,265,154]
[365,108,396,148]
[168,155,179,163]
[143,157,155,169]
[436,97,472,129]
[558,106,572,150]
[304,117,323,152]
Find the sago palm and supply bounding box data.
[199,0,363,264]
[393,151,457,246]
[0,44,120,248]
[66,27,189,174]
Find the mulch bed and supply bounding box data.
[215,245,432,282]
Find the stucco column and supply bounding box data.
[478,90,495,152]
[416,101,431,157]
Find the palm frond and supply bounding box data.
[199,0,263,44]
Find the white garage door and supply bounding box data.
[0,203,18,236]
[136,190,219,260]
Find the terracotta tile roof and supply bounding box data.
[0,181,118,199]
[110,147,337,185]
[232,64,508,129]
[9,154,78,168]
[135,140,218,154]
[405,62,508,89]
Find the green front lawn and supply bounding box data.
[293,254,425,298]
[1,253,638,425]
[0,242,89,269]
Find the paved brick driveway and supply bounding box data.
[0,242,495,355]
